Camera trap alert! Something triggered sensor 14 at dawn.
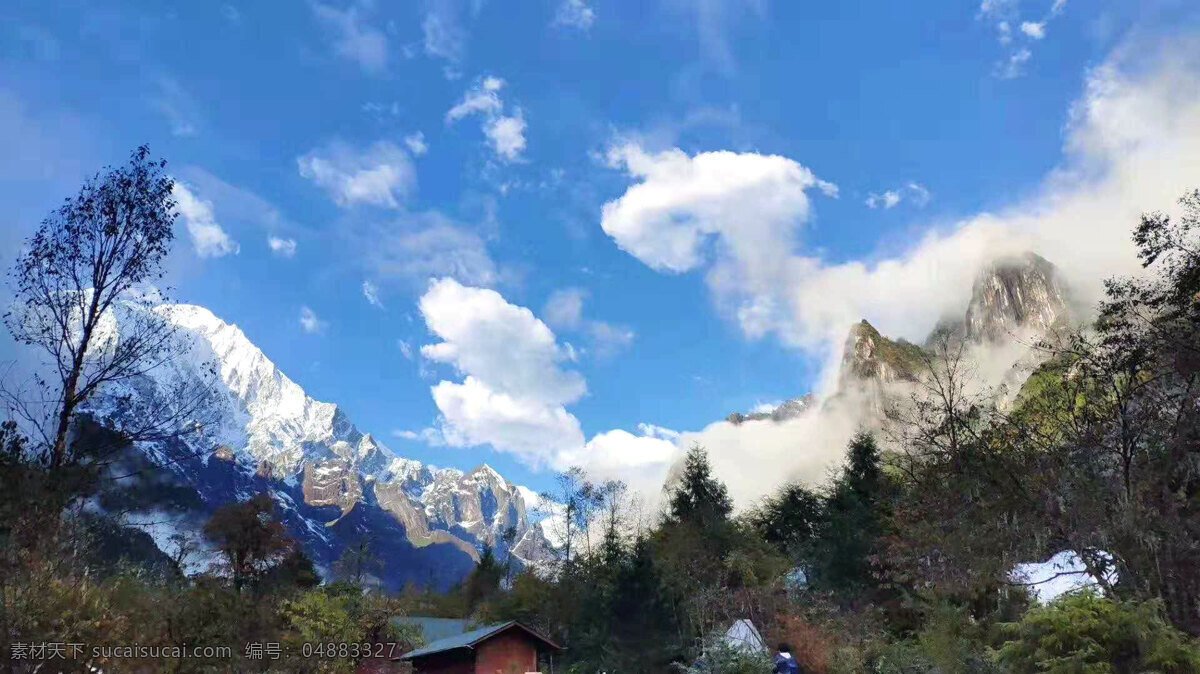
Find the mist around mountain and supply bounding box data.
[687,251,1079,514]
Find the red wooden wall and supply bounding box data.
[473,631,539,674]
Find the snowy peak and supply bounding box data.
[158,303,383,476]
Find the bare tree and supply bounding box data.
[3,146,217,470]
[539,466,593,566]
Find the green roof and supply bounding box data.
[400,620,562,660]
[392,616,471,643]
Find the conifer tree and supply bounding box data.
[667,444,732,530]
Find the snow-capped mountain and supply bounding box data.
[86,302,551,590]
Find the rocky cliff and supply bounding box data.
[829,251,1075,422]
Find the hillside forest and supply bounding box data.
[3,148,1200,673]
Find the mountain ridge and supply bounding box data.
[85,302,551,590]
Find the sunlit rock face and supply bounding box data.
[841,320,926,386]
[963,252,1068,344]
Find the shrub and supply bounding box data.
[770,614,835,673]
[996,591,1200,673]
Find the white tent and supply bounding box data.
[722,618,767,653]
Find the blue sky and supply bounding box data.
[3,0,1199,501]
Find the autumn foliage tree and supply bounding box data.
[202,494,296,592]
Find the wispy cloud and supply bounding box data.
[397,339,414,360]
[404,131,429,156]
[866,182,931,209]
[1021,21,1046,39]
[446,76,527,162]
[297,140,416,208]
[422,0,472,79]
[662,0,768,75]
[299,306,327,334]
[267,236,297,258]
[172,182,239,258]
[977,0,1068,78]
[346,210,501,290]
[997,47,1033,79]
[311,0,388,73]
[542,287,636,358]
[553,0,596,31]
[362,279,384,308]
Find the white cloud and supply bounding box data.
[267,236,297,258]
[637,423,680,441]
[866,182,931,209]
[362,279,384,308]
[600,142,837,345]
[865,190,901,210]
[677,398,863,508]
[559,429,678,493]
[978,0,1066,78]
[430,376,587,463]
[299,306,326,334]
[297,140,415,208]
[404,131,429,156]
[446,76,505,122]
[416,279,671,485]
[908,181,932,206]
[419,279,586,464]
[553,0,596,30]
[1021,21,1046,39]
[446,77,527,162]
[311,1,388,74]
[172,182,239,258]
[422,279,586,405]
[485,112,527,162]
[176,165,291,232]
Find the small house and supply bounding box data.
[399,620,562,674]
